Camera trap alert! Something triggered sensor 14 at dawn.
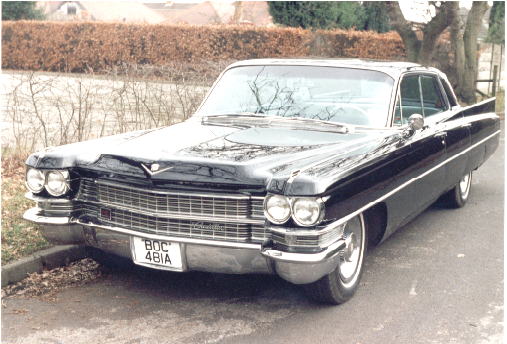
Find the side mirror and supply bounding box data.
[408,114,424,131]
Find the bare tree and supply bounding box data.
[386,1,489,104]
[385,1,458,65]
[450,1,489,103]
[232,1,243,23]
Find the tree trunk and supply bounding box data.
[385,2,457,64]
[233,1,243,24]
[451,2,489,104]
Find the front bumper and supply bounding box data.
[24,207,345,284]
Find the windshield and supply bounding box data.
[196,65,395,127]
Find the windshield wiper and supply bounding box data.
[275,116,351,133]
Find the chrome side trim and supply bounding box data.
[270,129,501,237]
[329,129,501,228]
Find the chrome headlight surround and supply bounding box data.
[264,194,291,224]
[292,197,325,227]
[264,193,326,227]
[25,168,45,193]
[25,168,71,196]
[45,170,71,196]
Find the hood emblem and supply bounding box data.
[141,163,174,176]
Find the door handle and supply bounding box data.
[436,132,447,145]
[461,123,472,128]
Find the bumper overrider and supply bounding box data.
[23,193,347,285]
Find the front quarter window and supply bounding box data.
[197,65,394,127]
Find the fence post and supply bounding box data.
[492,65,497,97]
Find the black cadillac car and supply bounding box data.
[24,59,500,304]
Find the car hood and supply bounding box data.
[27,120,396,195]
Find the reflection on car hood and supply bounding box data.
[28,120,393,195]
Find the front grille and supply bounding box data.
[110,208,250,241]
[81,179,264,219]
[79,179,268,243]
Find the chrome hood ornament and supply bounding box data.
[141,163,174,176]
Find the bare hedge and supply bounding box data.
[2,21,407,73]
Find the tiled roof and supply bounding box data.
[39,1,166,23]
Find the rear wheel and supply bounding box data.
[444,171,472,208]
[304,213,367,305]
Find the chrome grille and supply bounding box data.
[79,179,269,243]
[80,179,264,219]
[109,209,250,241]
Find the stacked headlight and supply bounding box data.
[264,193,325,227]
[45,171,70,196]
[292,198,324,226]
[25,168,71,196]
[26,168,45,193]
[264,194,291,224]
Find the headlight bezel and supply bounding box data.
[25,168,45,193]
[264,193,326,227]
[25,168,71,196]
[291,197,326,227]
[45,170,71,196]
[264,194,292,224]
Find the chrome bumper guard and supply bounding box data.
[24,207,345,284]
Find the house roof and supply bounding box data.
[42,1,167,23]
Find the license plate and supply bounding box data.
[131,237,182,269]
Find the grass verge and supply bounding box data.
[1,157,52,265]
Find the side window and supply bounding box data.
[398,76,422,124]
[440,78,458,107]
[421,76,446,117]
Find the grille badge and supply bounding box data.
[100,208,112,220]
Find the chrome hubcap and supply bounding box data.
[459,173,471,198]
[344,233,358,263]
[339,216,364,286]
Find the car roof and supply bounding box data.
[227,58,444,79]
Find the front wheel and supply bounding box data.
[443,171,472,208]
[304,213,367,305]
